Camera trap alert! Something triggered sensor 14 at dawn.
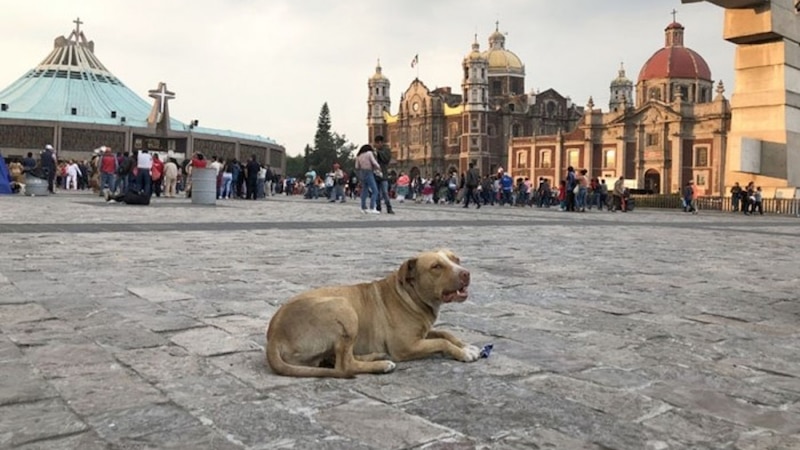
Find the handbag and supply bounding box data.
[373,168,383,179]
[572,185,580,195]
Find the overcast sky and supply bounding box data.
[1,1,734,156]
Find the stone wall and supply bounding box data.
[61,128,125,152]
[0,124,54,149]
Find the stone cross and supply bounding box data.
[73,17,83,34]
[148,82,176,115]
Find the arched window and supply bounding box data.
[540,150,552,168]
[546,102,556,117]
[512,123,521,137]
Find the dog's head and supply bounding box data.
[398,250,470,304]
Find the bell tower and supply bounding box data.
[460,35,490,173]
[367,60,391,144]
[609,63,633,112]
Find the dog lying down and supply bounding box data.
[266,250,481,378]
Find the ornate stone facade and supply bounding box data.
[367,26,582,178]
[508,21,731,196]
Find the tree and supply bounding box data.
[303,103,357,175]
[285,154,305,178]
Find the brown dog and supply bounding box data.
[266,250,480,378]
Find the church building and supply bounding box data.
[508,20,731,195]
[367,23,583,178]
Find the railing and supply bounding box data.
[630,194,800,215]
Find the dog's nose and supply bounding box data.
[459,270,470,286]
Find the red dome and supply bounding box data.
[638,47,712,82]
[638,22,712,83]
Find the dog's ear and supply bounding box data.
[398,257,417,284]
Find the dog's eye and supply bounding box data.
[431,263,442,270]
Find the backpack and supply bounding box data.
[117,158,132,176]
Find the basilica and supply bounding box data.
[367,21,730,196]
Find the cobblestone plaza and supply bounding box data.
[0,194,798,449]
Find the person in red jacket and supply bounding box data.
[151,153,165,197]
[99,146,118,195]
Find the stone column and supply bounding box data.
[683,0,800,196]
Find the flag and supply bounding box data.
[410,54,419,68]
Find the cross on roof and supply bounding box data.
[148,82,176,115]
[73,17,83,34]
[671,9,678,23]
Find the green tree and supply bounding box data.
[302,103,359,177]
[285,153,305,178]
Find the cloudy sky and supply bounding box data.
[2,1,734,156]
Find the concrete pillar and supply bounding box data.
[683,0,800,196]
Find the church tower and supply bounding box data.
[367,60,391,143]
[609,62,633,112]
[460,36,489,173]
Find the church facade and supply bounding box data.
[507,21,731,196]
[367,25,582,178]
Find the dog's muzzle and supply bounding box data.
[441,270,470,303]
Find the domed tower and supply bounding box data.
[462,35,488,112]
[609,62,633,112]
[636,21,713,108]
[482,22,525,98]
[461,35,489,171]
[367,60,391,143]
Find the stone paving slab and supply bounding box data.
[0,193,799,449]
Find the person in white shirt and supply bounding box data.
[65,160,81,190]
[135,150,154,196]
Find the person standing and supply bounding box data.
[40,144,57,193]
[355,144,381,214]
[565,166,577,212]
[151,154,164,197]
[463,162,481,209]
[372,135,394,214]
[684,180,698,214]
[65,159,81,190]
[576,169,589,212]
[99,147,117,195]
[395,171,410,203]
[163,157,179,198]
[730,182,742,212]
[136,149,153,196]
[612,176,625,212]
[245,155,260,200]
[265,164,275,196]
[597,179,608,210]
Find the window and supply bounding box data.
[695,147,708,167]
[649,88,661,101]
[646,133,659,146]
[512,124,521,137]
[604,150,615,168]
[471,117,478,131]
[540,150,552,168]
[546,102,556,117]
[696,174,706,186]
[491,80,502,96]
[508,103,515,112]
[487,125,496,136]
[516,151,527,168]
[449,123,459,144]
[568,150,579,168]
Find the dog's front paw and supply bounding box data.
[459,344,481,362]
[382,361,397,373]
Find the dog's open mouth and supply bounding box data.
[442,285,469,303]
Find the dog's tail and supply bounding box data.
[266,341,353,378]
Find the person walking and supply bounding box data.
[40,144,57,193]
[163,158,179,198]
[612,176,625,212]
[463,162,481,209]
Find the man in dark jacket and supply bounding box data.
[463,162,481,209]
[245,155,260,200]
[372,135,394,214]
[40,144,57,193]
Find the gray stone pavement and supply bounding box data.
[0,192,799,449]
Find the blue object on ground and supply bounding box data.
[480,344,493,359]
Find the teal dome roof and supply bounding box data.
[0,20,183,129]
